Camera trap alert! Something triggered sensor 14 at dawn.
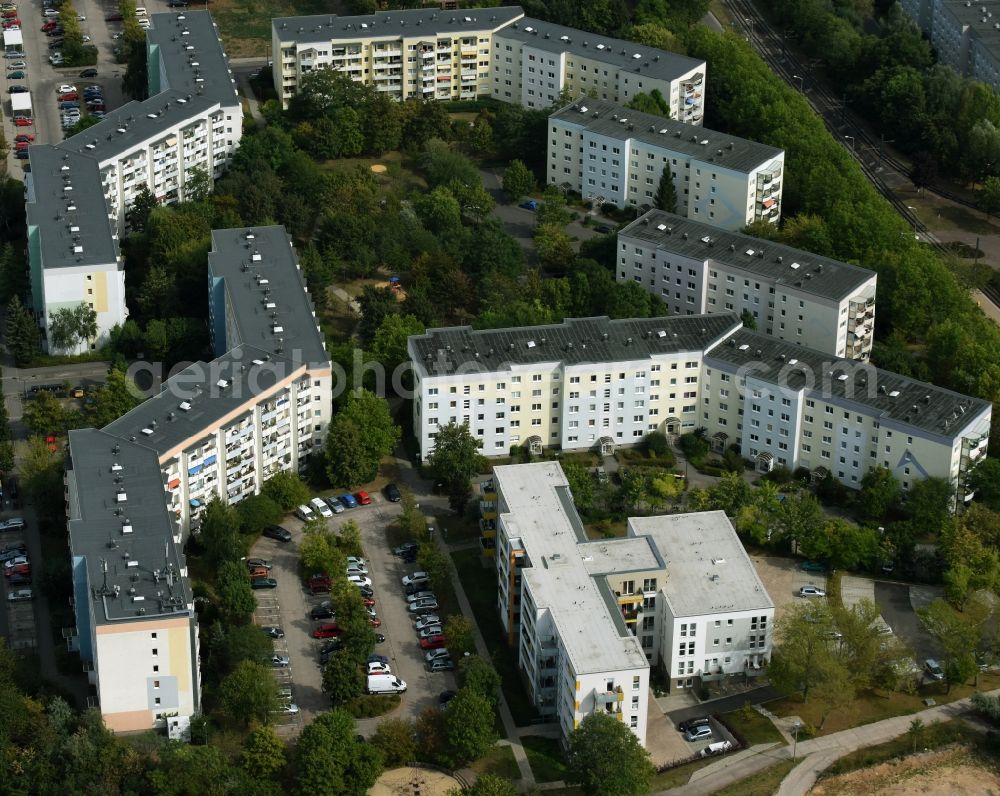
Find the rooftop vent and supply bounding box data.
[179,401,191,411]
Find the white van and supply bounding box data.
[310,497,333,518]
[135,7,148,16]
[366,674,407,694]
[295,504,314,522]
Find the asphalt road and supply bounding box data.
[874,581,938,661]
[666,684,784,726]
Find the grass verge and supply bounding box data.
[714,758,797,796]
[451,549,538,726]
[649,756,719,791]
[720,707,787,746]
[470,744,520,779]
[521,735,568,782]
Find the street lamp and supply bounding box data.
[792,720,803,760]
[792,74,804,92]
[844,135,855,152]
[745,17,754,38]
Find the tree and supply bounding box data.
[371,718,417,767]
[534,223,575,271]
[242,724,287,780]
[427,422,485,512]
[919,598,981,691]
[48,303,98,352]
[325,390,400,487]
[464,774,519,796]
[218,660,279,726]
[653,163,678,212]
[969,458,1000,511]
[441,688,496,767]
[322,653,365,706]
[23,392,71,436]
[299,519,345,579]
[217,559,257,621]
[369,313,424,375]
[82,368,143,427]
[236,493,284,534]
[908,718,925,754]
[5,296,40,365]
[566,712,654,796]
[261,470,311,512]
[858,467,902,523]
[295,709,384,796]
[905,477,952,535]
[444,615,476,658]
[502,158,535,201]
[357,285,400,345]
[979,176,1000,216]
[198,497,242,566]
[772,492,824,549]
[770,601,848,703]
[220,623,274,671]
[458,655,501,706]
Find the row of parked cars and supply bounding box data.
[295,483,403,522]
[395,560,458,673]
[1,522,32,602]
[54,82,104,131]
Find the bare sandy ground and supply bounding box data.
[810,746,1000,795]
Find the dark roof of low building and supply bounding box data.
[497,16,704,82]
[619,210,876,301]
[411,314,742,376]
[551,98,781,174]
[208,226,328,368]
[272,5,524,42]
[67,429,192,626]
[705,329,991,437]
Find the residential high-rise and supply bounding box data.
[901,0,1000,91]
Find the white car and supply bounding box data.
[138,18,150,28]
[366,661,391,675]
[7,588,32,602]
[3,555,28,571]
[346,557,367,568]
[76,14,86,21]
[57,84,76,94]
[43,8,59,17]
[346,564,369,577]
[6,61,26,69]
[401,571,429,587]
[418,626,443,639]
[347,575,373,589]
[425,648,450,662]
[310,497,332,518]
[414,615,441,631]
[135,6,148,15]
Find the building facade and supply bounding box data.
[617,210,878,358]
[271,7,707,124]
[410,314,991,500]
[271,7,524,107]
[548,99,783,227]
[26,11,242,352]
[901,0,1000,91]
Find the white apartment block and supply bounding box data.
[26,11,241,352]
[409,314,743,459]
[492,18,706,124]
[411,314,992,500]
[492,462,773,744]
[901,0,1000,91]
[270,7,708,124]
[549,99,782,226]
[271,7,524,107]
[617,210,878,359]
[66,428,200,738]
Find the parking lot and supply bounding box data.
[749,554,829,623]
[1,518,38,650]
[246,488,457,735]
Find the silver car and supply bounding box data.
[408,597,439,612]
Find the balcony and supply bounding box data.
[595,686,625,704]
[479,536,496,557]
[745,657,769,676]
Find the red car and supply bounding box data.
[308,573,331,595]
[355,490,371,505]
[59,92,78,101]
[14,117,32,127]
[362,597,376,607]
[15,133,35,142]
[2,10,17,18]
[5,563,30,578]
[420,635,447,650]
[15,142,29,151]
[86,103,105,112]
[42,22,58,30]
[3,20,20,29]
[370,617,382,628]
[312,623,343,639]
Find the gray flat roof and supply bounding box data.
[705,329,991,437]
[497,17,704,82]
[148,11,238,105]
[552,98,781,174]
[939,0,1000,47]
[629,511,773,618]
[208,226,327,368]
[620,210,876,301]
[272,5,524,43]
[26,147,120,269]
[411,313,742,376]
[103,344,307,457]
[67,428,192,626]
[495,462,650,675]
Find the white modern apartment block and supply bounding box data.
[409,314,743,459]
[549,99,783,225]
[901,0,1000,91]
[617,210,878,359]
[66,428,200,738]
[491,18,706,124]
[701,329,992,501]
[493,462,774,741]
[411,314,992,499]
[271,6,524,107]
[26,11,241,352]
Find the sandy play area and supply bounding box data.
[810,746,1000,795]
[370,766,464,796]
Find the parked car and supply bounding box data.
[8,573,31,587]
[247,566,269,579]
[309,573,331,594]
[367,661,391,675]
[347,575,372,589]
[519,199,538,210]
[406,590,436,603]
[800,561,826,573]
[245,558,271,570]
[262,524,292,542]
[5,70,24,79]
[295,504,314,522]
[4,555,28,571]
[393,541,419,557]
[339,493,358,509]
[13,116,32,126]
[358,585,374,598]
[415,615,441,631]
[438,690,458,706]
[271,655,290,668]
[594,224,613,234]
[924,658,945,681]
[384,483,401,502]
[3,51,26,59]
[402,571,430,587]
[418,626,443,639]
[684,725,713,742]
[250,577,277,589]
[261,626,284,639]
[798,585,826,597]
[428,657,455,672]
[5,563,31,578]
[346,563,369,577]
[355,490,371,505]
[425,648,450,662]
[325,496,344,514]
[319,639,344,656]
[7,84,27,93]
[409,598,439,612]
[367,654,389,665]
[346,556,367,568]
[14,150,28,159]
[677,716,711,733]
[310,497,333,518]
[369,617,382,628]
[311,602,335,620]
[79,68,98,77]
[7,588,32,602]
[312,623,343,639]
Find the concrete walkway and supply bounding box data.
[236,71,265,130]
[663,688,995,795]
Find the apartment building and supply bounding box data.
[549,99,783,226]
[271,6,524,107]
[901,0,1000,91]
[492,461,773,744]
[409,313,743,459]
[701,329,992,500]
[100,227,332,531]
[65,428,199,738]
[26,11,241,352]
[492,18,706,124]
[617,210,878,359]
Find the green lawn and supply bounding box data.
[470,744,520,780]
[451,549,539,726]
[521,735,568,783]
[211,0,346,57]
[649,756,719,791]
[720,707,787,746]
[714,759,797,796]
